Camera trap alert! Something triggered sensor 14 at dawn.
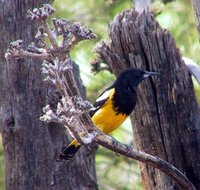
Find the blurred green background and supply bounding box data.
[0,0,200,189]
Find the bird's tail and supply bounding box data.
[56,139,81,161]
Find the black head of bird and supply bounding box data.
[114,68,159,93]
[111,68,159,115]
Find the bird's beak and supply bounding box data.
[142,71,160,79]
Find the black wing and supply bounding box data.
[89,85,113,117]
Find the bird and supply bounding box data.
[57,68,159,160]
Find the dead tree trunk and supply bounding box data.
[191,0,200,37]
[0,1,97,190]
[94,9,200,190]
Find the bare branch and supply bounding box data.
[27,4,58,50]
[40,101,96,145]
[42,20,59,50]
[91,58,112,74]
[183,57,200,85]
[40,58,96,144]
[95,133,197,190]
[51,20,96,52]
[5,40,50,61]
[27,4,55,20]
[27,4,96,60]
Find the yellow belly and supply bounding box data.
[92,89,127,134]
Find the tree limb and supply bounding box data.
[5,40,50,61]
[5,4,197,190]
[95,132,196,190]
[183,57,200,85]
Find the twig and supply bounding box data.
[42,21,59,50]
[40,58,97,144]
[5,40,50,61]
[183,57,200,85]
[27,4,59,51]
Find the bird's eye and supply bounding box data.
[137,71,143,77]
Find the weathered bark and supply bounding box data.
[191,0,200,37]
[95,9,200,190]
[0,1,97,190]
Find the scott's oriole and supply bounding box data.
[57,68,159,160]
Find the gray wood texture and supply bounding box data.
[0,1,97,190]
[192,0,200,37]
[95,9,200,190]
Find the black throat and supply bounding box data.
[112,87,137,115]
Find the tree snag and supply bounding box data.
[0,2,97,190]
[94,9,200,190]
